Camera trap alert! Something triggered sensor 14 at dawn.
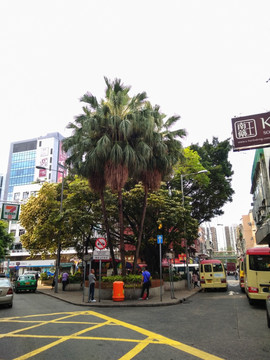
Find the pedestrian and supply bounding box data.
[192,271,199,288]
[88,269,96,303]
[235,268,239,280]
[62,271,69,291]
[51,274,56,289]
[139,267,151,300]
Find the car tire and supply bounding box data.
[8,302,13,308]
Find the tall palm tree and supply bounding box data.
[63,77,154,275]
[132,104,186,270]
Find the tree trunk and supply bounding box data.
[133,188,148,273]
[100,190,117,275]
[118,190,126,276]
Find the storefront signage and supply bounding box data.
[232,111,270,151]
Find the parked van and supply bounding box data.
[244,247,270,305]
[200,259,227,290]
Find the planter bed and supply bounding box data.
[164,280,187,291]
[83,279,164,300]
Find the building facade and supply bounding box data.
[4,132,66,201]
[250,148,270,246]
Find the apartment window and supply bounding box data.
[14,192,20,201]
[23,191,29,200]
[50,157,52,163]
[50,149,53,154]
[39,141,42,147]
[19,229,25,236]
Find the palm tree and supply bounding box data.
[63,77,154,275]
[132,104,186,270]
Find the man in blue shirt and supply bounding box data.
[139,267,151,300]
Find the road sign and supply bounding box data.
[1,203,20,220]
[157,235,163,244]
[93,250,110,260]
[95,237,107,250]
[83,254,91,261]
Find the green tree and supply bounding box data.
[63,77,186,275]
[180,137,234,224]
[133,104,186,270]
[0,220,14,259]
[121,184,198,274]
[19,178,102,259]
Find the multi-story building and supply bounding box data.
[236,211,257,257]
[3,132,66,202]
[2,133,69,276]
[210,227,218,252]
[250,148,270,246]
[0,174,4,201]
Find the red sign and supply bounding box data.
[95,238,107,250]
[232,111,270,151]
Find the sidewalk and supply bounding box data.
[37,285,201,307]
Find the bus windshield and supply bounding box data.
[249,255,270,271]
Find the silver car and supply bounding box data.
[0,277,14,308]
[267,294,270,328]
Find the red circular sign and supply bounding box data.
[95,237,107,250]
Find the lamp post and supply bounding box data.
[181,170,208,290]
[36,165,65,293]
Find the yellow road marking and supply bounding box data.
[1,311,225,360]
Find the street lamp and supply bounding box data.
[36,165,65,293]
[181,170,208,290]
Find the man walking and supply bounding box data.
[139,267,151,300]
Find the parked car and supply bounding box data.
[0,277,13,307]
[267,294,270,328]
[14,275,37,293]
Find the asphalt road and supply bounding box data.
[0,276,269,360]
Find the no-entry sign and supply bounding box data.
[95,237,107,250]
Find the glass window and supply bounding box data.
[213,263,223,272]
[204,264,212,272]
[14,192,20,201]
[249,255,270,271]
[23,192,29,199]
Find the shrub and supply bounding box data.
[101,274,141,285]
[40,272,48,280]
[68,271,82,283]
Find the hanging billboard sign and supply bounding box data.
[232,111,270,151]
[1,204,20,221]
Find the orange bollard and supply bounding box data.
[112,281,124,301]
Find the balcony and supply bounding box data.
[255,219,270,245]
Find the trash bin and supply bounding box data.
[112,281,124,301]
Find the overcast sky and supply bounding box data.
[1,1,270,226]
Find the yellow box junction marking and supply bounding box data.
[0,310,225,360]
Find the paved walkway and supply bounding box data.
[37,285,201,307]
